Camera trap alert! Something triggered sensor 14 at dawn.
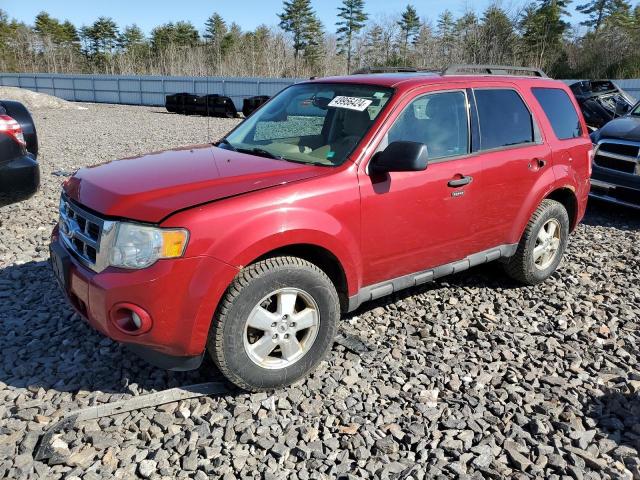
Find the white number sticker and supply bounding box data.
[328,96,372,111]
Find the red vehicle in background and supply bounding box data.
[50,65,592,391]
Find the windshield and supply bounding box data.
[221,83,393,166]
[631,102,640,116]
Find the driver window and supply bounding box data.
[387,91,469,160]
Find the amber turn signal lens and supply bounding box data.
[161,230,189,258]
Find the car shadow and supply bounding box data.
[0,259,223,395]
[0,257,515,396]
[583,389,640,464]
[348,199,639,316]
[349,261,524,317]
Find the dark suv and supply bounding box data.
[590,100,640,209]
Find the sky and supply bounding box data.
[1,0,608,35]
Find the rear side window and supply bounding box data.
[532,87,582,140]
[474,89,535,150]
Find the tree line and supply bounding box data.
[0,0,639,79]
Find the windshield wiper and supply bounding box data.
[236,147,284,160]
[216,138,236,150]
[280,157,330,167]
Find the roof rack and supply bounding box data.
[442,64,548,78]
[352,66,436,75]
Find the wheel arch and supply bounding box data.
[251,243,350,313]
[545,187,579,232]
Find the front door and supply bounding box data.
[359,88,484,287]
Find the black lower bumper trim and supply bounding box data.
[126,344,204,371]
[0,154,40,207]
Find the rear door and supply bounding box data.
[470,84,553,249]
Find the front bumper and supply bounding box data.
[49,230,239,369]
[0,154,40,207]
[590,165,640,209]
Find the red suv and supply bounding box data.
[50,65,592,391]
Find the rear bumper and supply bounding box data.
[0,154,40,207]
[49,230,239,369]
[590,166,640,209]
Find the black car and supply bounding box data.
[590,101,640,209]
[0,100,39,207]
[570,80,635,131]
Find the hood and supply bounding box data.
[64,145,328,223]
[594,116,640,143]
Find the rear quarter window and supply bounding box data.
[532,87,582,140]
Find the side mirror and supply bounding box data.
[369,141,428,174]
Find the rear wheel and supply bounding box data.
[504,199,569,285]
[208,256,339,391]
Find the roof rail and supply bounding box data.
[442,64,548,78]
[352,66,435,75]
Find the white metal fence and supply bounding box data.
[0,73,303,110]
[0,73,638,109]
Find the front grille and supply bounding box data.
[594,155,636,173]
[598,142,639,158]
[58,195,114,271]
[594,140,639,175]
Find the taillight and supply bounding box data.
[0,115,26,147]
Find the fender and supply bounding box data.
[208,208,361,295]
[552,159,590,225]
[507,165,565,243]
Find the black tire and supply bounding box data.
[208,256,339,391]
[504,199,570,285]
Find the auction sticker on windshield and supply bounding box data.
[328,96,373,111]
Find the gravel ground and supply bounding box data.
[1,103,639,479]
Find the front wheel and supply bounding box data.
[504,199,570,285]
[208,256,339,391]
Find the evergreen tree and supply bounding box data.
[455,12,480,64]
[150,21,199,51]
[480,5,516,64]
[303,16,325,68]
[34,12,60,39]
[86,17,119,54]
[397,5,420,64]
[413,23,436,68]
[336,0,368,73]
[118,24,144,50]
[173,21,200,47]
[59,21,79,45]
[222,22,242,54]
[520,0,571,70]
[150,23,175,51]
[437,10,456,63]
[602,0,633,28]
[279,0,323,74]
[364,25,385,66]
[204,13,227,44]
[576,0,631,33]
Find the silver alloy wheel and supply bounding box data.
[243,287,320,370]
[533,218,561,270]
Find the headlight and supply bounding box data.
[109,222,189,269]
